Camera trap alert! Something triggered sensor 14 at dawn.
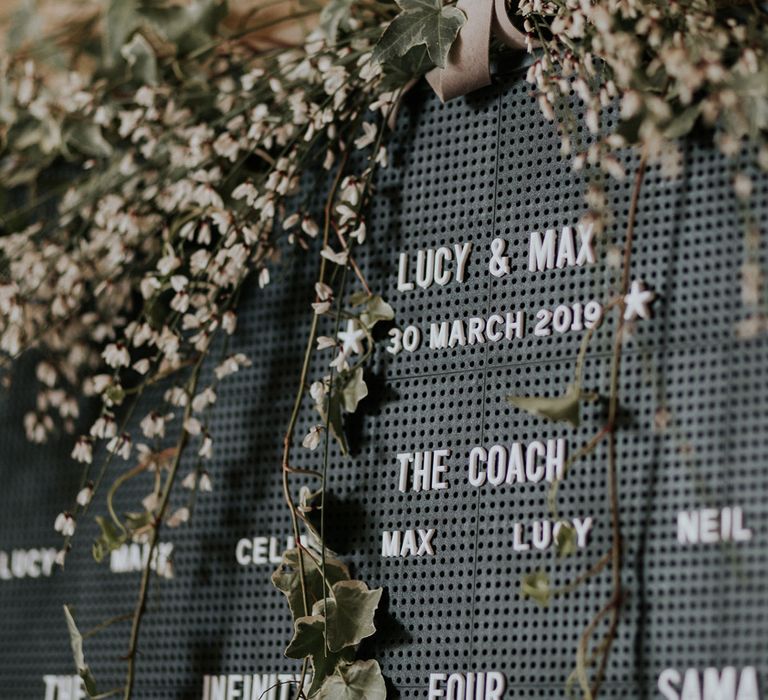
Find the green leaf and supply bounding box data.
[317,388,349,455]
[104,0,226,70]
[663,104,702,140]
[309,647,355,697]
[92,516,126,563]
[348,291,369,307]
[104,0,140,68]
[314,660,387,700]
[285,614,325,659]
[507,382,582,428]
[319,0,354,44]
[373,0,466,70]
[520,570,550,608]
[275,553,366,696]
[285,614,353,696]
[63,606,98,696]
[555,522,577,558]
[104,383,126,406]
[65,122,114,159]
[272,548,350,621]
[359,295,394,329]
[1,162,46,188]
[616,114,642,145]
[138,0,228,55]
[63,606,86,673]
[121,33,158,84]
[314,580,382,653]
[328,389,349,454]
[380,44,432,91]
[340,367,368,414]
[124,511,153,532]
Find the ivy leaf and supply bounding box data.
[616,114,642,145]
[341,367,368,413]
[381,44,432,91]
[104,0,226,70]
[297,487,323,540]
[65,123,113,159]
[285,615,355,696]
[92,516,126,563]
[314,659,387,700]
[124,511,152,528]
[313,580,382,652]
[104,0,140,68]
[373,0,466,70]
[555,522,577,558]
[121,33,158,84]
[137,0,228,55]
[358,295,394,329]
[507,382,582,428]
[104,383,126,406]
[663,104,702,140]
[124,511,154,540]
[348,291,369,307]
[317,388,349,455]
[277,556,375,697]
[309,646,355,697]
[320,0,354,44]
[285,614,325,659]
[272,548,350,621]
[328,390,349,455]
[63,605,98,696]
[520,570,551,608]
[1,161,46,188]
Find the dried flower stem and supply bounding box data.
[122,350,207,700]
[319,262,349,656]
[280,153,350,700]
[82,612,133,640]
[575,151,648,700]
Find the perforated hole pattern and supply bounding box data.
[0,68,767,699]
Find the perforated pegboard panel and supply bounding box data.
[1,66,768,700]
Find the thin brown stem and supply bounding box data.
[122,353,206,700]
[590,603,620,698]
[348,255,371,296]
[576,149,648,700]
[90,689,124,700]
[284,465,324,478]
[82,612,133,640]
[549,425,610,519]
[295,658,310,700]
[331,221,372,295]
[575,589,621,698]
[280,153,349,700]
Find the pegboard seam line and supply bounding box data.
[380,335,768,385]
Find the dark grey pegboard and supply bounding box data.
[1,66,768,700]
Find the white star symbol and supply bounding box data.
[337,320,366,355]
[623,280,655,321]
